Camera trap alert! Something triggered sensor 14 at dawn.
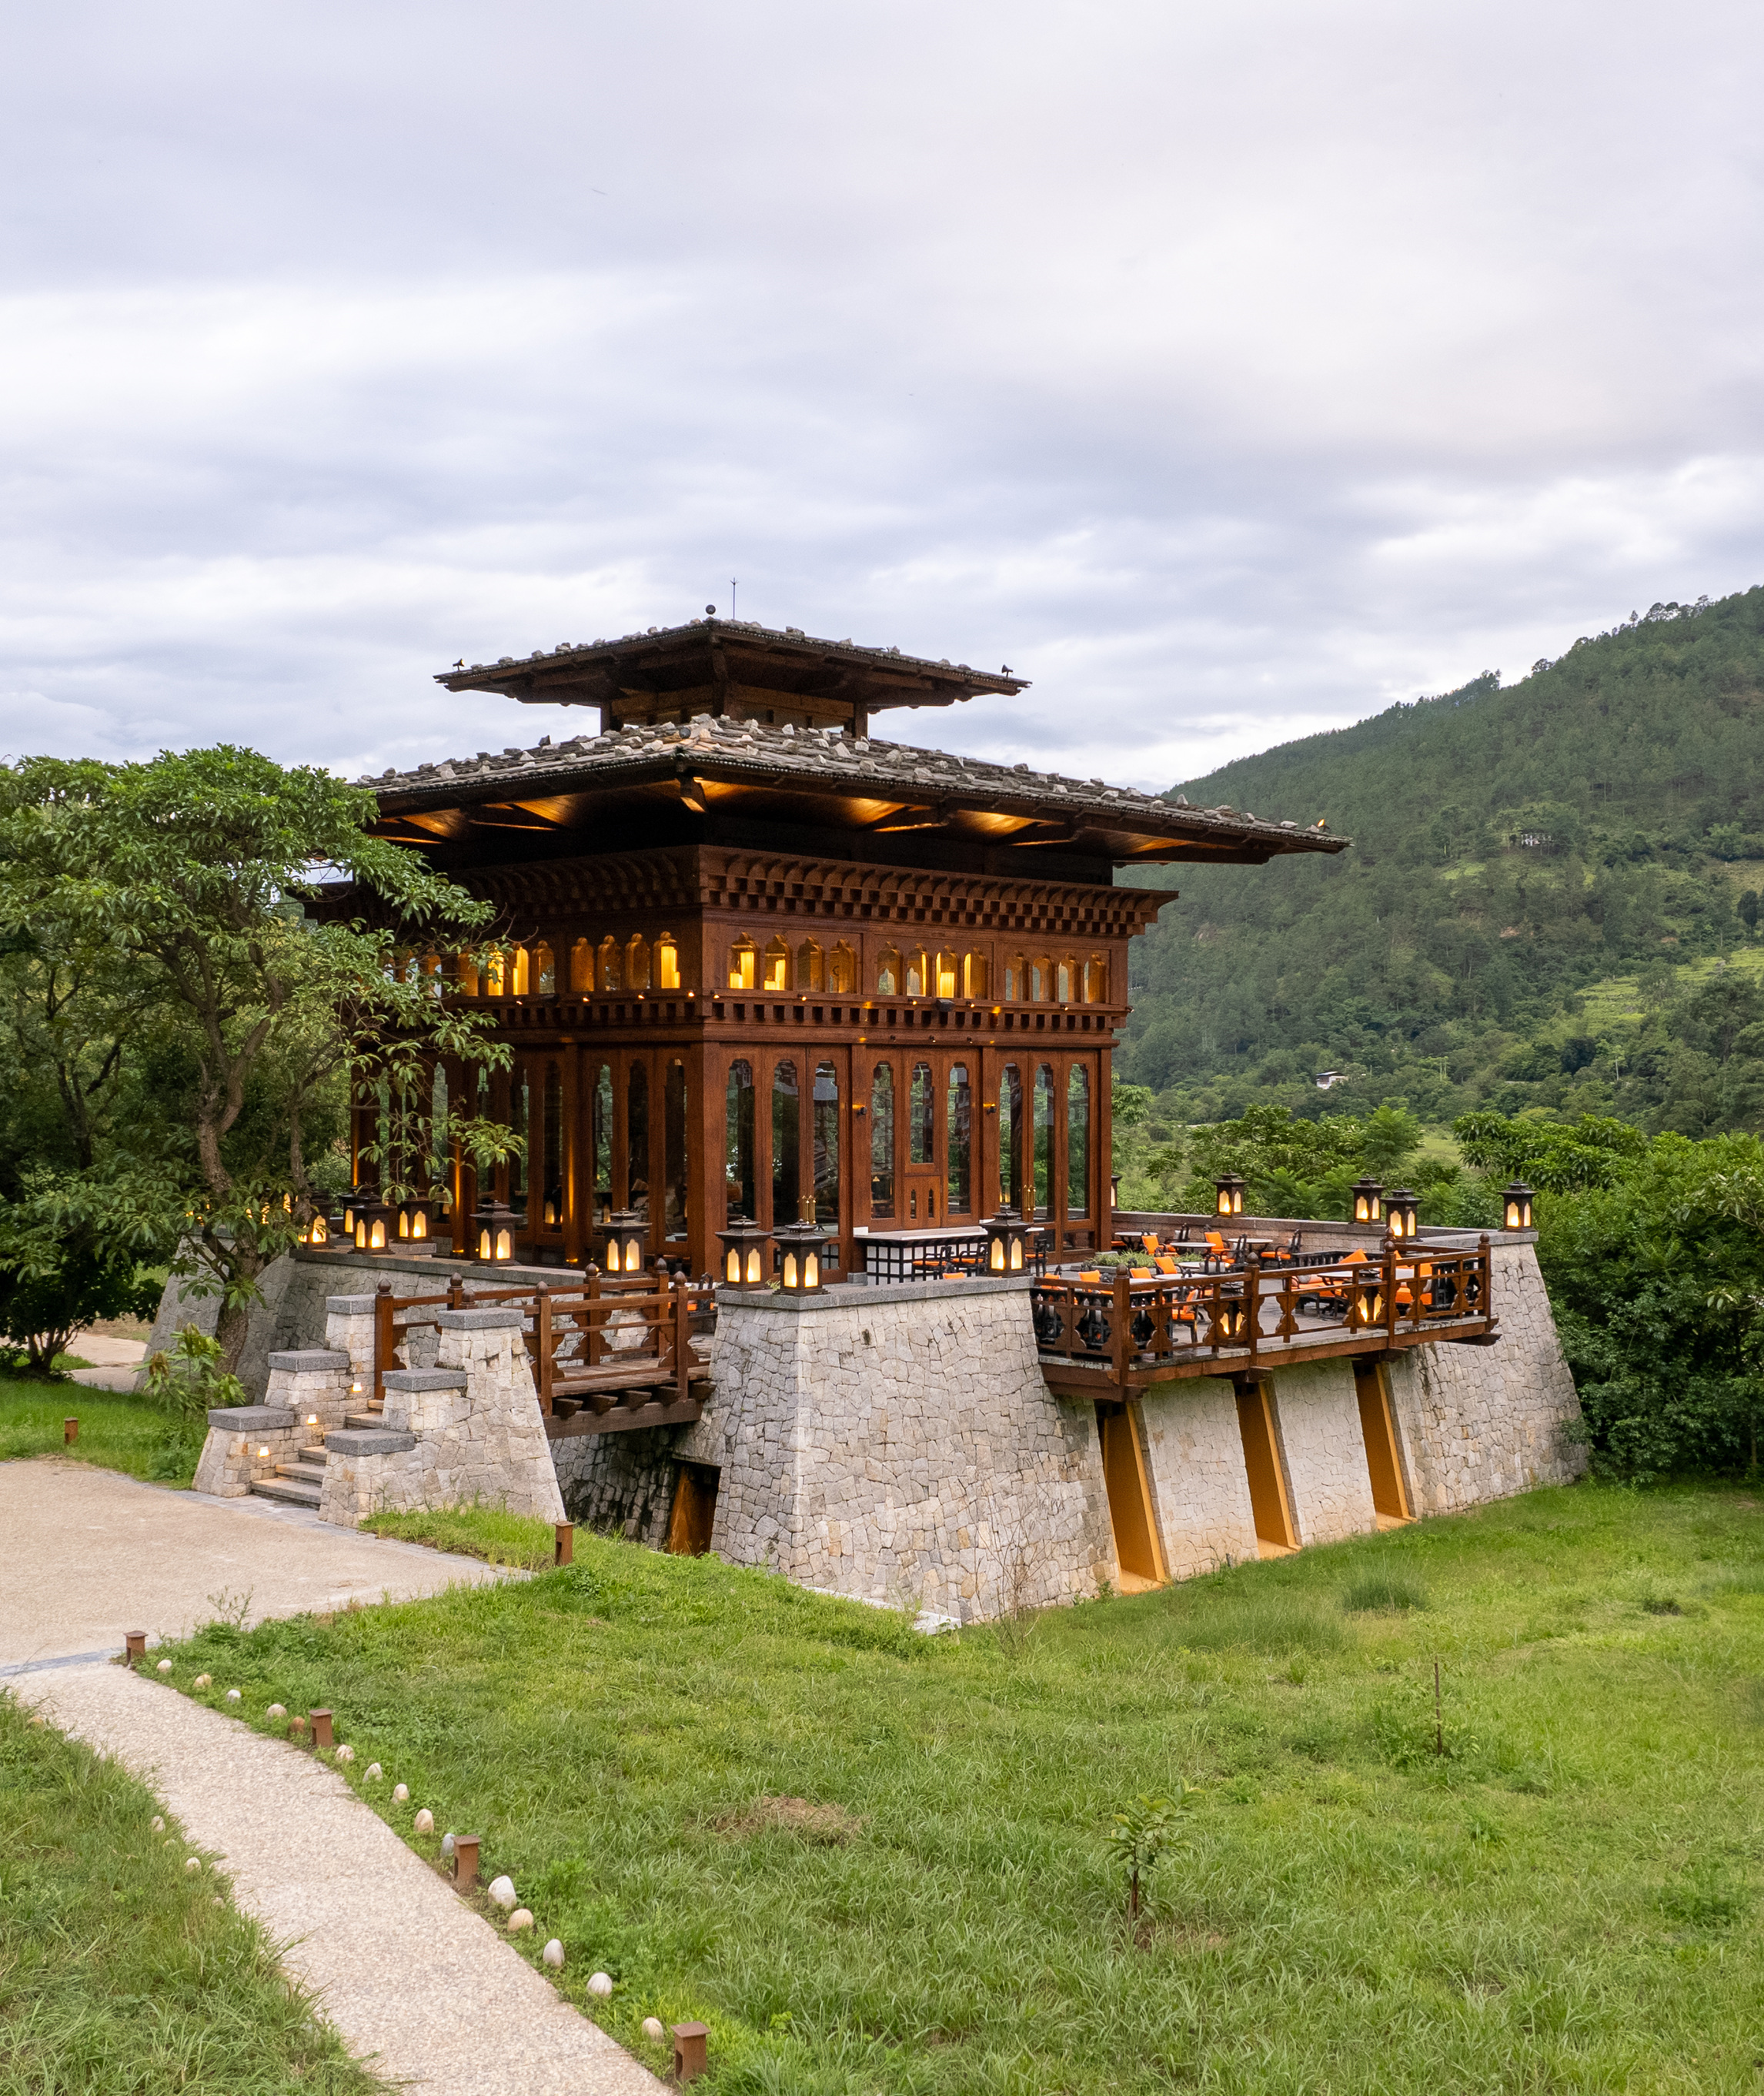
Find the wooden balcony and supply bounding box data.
[1033,1238,1498,1401]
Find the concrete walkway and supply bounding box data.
[2,1460,665,2094]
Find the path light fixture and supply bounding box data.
[1351,1177,1384,1226]
[1214,1173,1246,1218]
[982,1207,1030,1275]
[773,1199,829,1294]
[1502,1182,1535,1230]
[473,1195,520,1263]
[672,2023,710,2083]
[602,1208,649,1276]
[716,1215,770,1286]
[352,1191,393,1253]
[1385,1188,1420,1239]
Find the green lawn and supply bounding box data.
[0,1378,200,1487]
[158,1483,1764,2094]
[359,1502,560,1569]
[0,1688,384,2093]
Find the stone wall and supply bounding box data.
[1137,1376,1258,1579]
[1268,1360,1378,1547]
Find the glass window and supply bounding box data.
[1033,1064,1054,1216]
[934,951,958,999]
[947,1063,971,1214]
[1005,954,1024,1001]
[829,941,856,994]
[665,1058,688,1238]
[1055,958,1072,1004]
[813,1061,839,1225]
[763,938,790,992]
[870,1064,895,1216]
[999,1063,1022,1212]
[597,935,622,993]
[876,947,900,996]
[541,1061,563,1228]
[534,943,556,998]
[593,1065,613,1222]
[626,1061,649,1215]
[570,937,592,991]
[510,948,530,997]
[1066,1066,1090,1217]
[728,938,756,991]
[1031,957,1050,1002]
[656,934,680,990]
[1083,954,1107,1003]
[909,1061,934,1165]
[797,940,825,993]
[906,950,927,998]
[626,935,651,991]
[771,1060,799,1225]
[725,1059,755,1220]
[964,952,990,998]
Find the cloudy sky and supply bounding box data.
[3,1,1761,796]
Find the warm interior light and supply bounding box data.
[727,1249,741,1282]
[310,1215,328,1244]
[543,1198,556,1226]
[306,1413,317,1426]
[398,1209,410,1239]
[624,1240,640,1272]
[369,1218,386,1250]
[479,1228,492,1259]
[803,1253,819,1287]
[355,1221,367,1249]
[496,1228,513,1260]
[990,1240,1004,1272]
[344,1206,356,1232]
[745,1247,761,1282]
[1217,1190,1231,1215]
[412,1210,427,1240]
[1011,1239,1024,1270]
[1506,1201,1521,1227]
[783,1253,798,1287]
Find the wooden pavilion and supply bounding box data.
[356,617,1346,1279]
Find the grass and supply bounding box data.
[0,1687,384,2093]
[0,1377,200,1487]
[359,1502,559,1569]
[156,1480,1764,2094]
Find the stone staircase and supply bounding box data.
[247,1395,387,1510]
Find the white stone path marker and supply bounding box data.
[21,1664,662,2096]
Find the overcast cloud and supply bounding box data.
[2,1,1761,797]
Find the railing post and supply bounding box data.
[675,1275,692,1402]
[585,1264,603,1366]
[373,1282,394,1409]
[446,1272,466,1311]
[1245,1256,1260,1361]
[1112,1269,1130,1387]
[1478,1233,1492,1328]
[534,1284,553,1416]
[1384,1239,1398,1342]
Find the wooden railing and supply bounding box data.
[1031,1238,1495,1389]
[372,1271,715,1428]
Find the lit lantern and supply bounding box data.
[716,1215,770,1287]
[1502,1181,1535,1231]
[1350,1178,1384,1226]
[473,1195,519,1263]
[306,1209,328,1246]
[409,1203,429,1243]
[1214,1173,1246,1218]
[982,1207,1030,1275]
[773,1209,830,1295]
[352,1192,393,1253]
[602,1208,649,1276]
[1385,1188,1420,1239]
[541,1187,562,1229]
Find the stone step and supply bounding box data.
[293,1446,329,1470]
[249,1474,322,1509]
[342,1410,385,1431]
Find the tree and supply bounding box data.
[0,747,513,1372]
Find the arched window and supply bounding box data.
[905,950,928,998]
[964,952,991,999]
[876,947,900,996]
[947,1063,971,1214]
[1033,1065,1055,1216]
[593,1065,613,1222]
[910,1061,935,1165]
[829,941,856,995]
[1066,1066,1090,1217]
[725,1060,755,1220]
[626,935,651,992]
[763,937,790,993]
[665,1059,687,1238]
[570,938,593,992]
[456,951,480,996]
[934,951,958,999]
[1030,956,1050,1002]
[533,943,556,998]
[728,938,757,991]
[656,934,680,991]
[626,1061,649,1214]
[813,1061,839,1225]
[1004,954,1023,1001]
[597,935,623,993]
[486,948,506,996]
[1082,954,1108,1004]
[1055,958,1072,1004]
[998,1064,1023,1212]
[870,1064,895,1216]
[541,1061,563,1227]
[771,1060,799,1225]
[797,939,825,993]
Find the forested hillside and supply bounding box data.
[1117,584,1764,1135]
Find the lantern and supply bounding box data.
[602,1208,649,1276]
[306,1208,329,1247]
[473,1195,519,1263]
[1385,1188,1420,1239]
[773,1211,830,1295]
[982,1207,1031,1275]
[1350,1178,1384,1226]
[716,1215,770,1287]
[1502,1181,1535,1231]
[352,1191,393,1253]
[1214,1173,1246,1218]
[396,1198,431,1245]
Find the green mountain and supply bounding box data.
[1119,583,1764,1135]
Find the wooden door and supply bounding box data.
[666,1463,720,1556]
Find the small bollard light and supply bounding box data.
[309,1708,334,1750]
[64,1417,79,1445]
[124,1630,147,1662]
[453,1834,480,1890]
[672,2022,710,2082]
[554,1522,573,1567]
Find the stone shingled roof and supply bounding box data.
[363,713,1346,856]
